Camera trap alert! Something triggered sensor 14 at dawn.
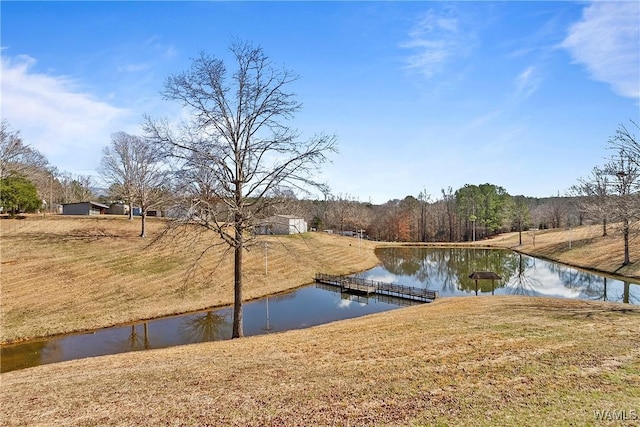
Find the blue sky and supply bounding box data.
[1,1,638,204]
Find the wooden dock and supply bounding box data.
[315,273,438,303]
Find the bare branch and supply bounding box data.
[145,40,336,338]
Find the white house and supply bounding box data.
[256,215,308,235]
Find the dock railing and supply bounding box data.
[315,273,438,302]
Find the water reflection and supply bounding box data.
[3,248,638,373]
[121,324,150,351]
[1,285,406,373]
[368,247,640,304]
[181,312,232,342]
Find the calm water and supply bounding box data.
[2,248,638,373]
[364,247,639,303]
[1,284,417,373]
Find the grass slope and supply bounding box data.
[2,216,639,425]
[480,223,640,280]
[1,296,638,426]
[0,215,379,343]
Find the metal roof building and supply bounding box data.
[62,201,109,216]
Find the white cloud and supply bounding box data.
[117,63,150,73]
[469,110,503,128]
[515,66,541,99]
[401,8,475,78]
[144,35,178,59]
[1,54,134,175]
[561,1,640,99]
[337,299,352,309]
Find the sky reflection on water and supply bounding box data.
[3,248,637,373]
[363,247,639,304]
[1,284,411,373]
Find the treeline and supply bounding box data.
[2,118,638,256]
[256,188,583,243]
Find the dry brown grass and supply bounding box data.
[480,223,640,280]
[2,216,638,345]
[0,215,379,343]
[1,296,638,426]
[2,216,640,425]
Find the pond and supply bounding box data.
[365,247,639,303]
[2,247,638,373]
[1,283,418,373]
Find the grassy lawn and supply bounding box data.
[479,223,640,280]
[1,296,638,426]
[0,215,379,343]
[1,215,639,425]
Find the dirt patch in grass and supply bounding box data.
[1,297,638,426]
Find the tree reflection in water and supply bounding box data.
[180,311,232,343]
[120,323,150,352]
[548,262,609,301]
[371,247,638,303]
[374,247,519,294]
[622,281,637,304]
[507,253,544,296]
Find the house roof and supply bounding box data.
[62,201,110,209]
[468,271,502,280]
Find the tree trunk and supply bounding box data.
[127,197,133,220]
[140,210,146,238]
[232,219,244,338]
[448,214,454,242]
[623,281,630,304]
[602,217,607,237]
[623,218,630,266]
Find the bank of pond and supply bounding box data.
[2,248,638,373]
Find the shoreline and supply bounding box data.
[1,217,637,344]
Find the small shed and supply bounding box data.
[107,203,129,215]
[256,215,308,235]
[62,201,109,216]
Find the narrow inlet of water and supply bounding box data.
[1,284,417,373]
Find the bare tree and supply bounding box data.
[1,121,46,179]
[510,196,531,245]
[609,120,639,168]
[132,137,170,238]
[327,193,359,234]
[57,173,95,203]
[100,132,170,237]
[599,122,640,267]
[144,41,336,338]
[547,194,567,229]
[441,187,457,242]
[570,166,610,236]
[100,132,138,220]
[352,200,373,237]
[1,121,53,207]
[604,151,640,266]
[417,189,431,242]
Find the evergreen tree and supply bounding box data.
[0,176,42,214]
